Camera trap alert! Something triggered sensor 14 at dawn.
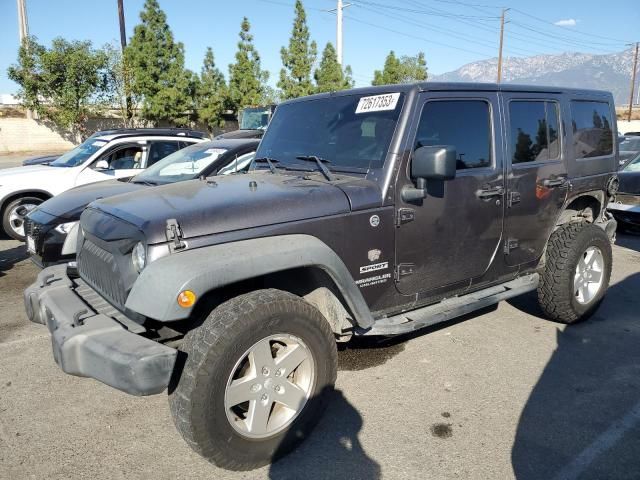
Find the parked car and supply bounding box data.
[608,151,640,231]
[24,139,259,267]
[25,83,619,470]
[618,135,640,166]
[1,128,207,240]
[215,105,276,140]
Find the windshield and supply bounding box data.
[620,137,640,153]
[50,136,107,167]
[623,153,640,172]
[133,142,228,184]
[255,93,404,172]
[240,107,271,130]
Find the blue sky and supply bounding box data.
[1,0,638,93]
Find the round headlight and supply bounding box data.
[132,242,146,272]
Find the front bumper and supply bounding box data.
[24,265,177,396]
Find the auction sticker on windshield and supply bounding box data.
[355,93,400,114]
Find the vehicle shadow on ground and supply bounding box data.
[510,273,640,480]
[615,231,640,253]
[268,389,381,480]
[0,244,28,278]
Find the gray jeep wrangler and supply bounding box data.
[24,83,619,470]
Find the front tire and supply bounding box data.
[537,222,612,324]
[2,196,43,241]
[169,289,338,471]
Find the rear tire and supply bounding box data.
[537,222,612,324]
[2,196,43,241]
[169,289,338,471]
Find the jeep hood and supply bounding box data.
[37,179,146,220]
[88,173,377,243]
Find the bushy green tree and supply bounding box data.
[314,42,353,93]
[228,17,269,113]
[7,36,110,135]
[372,51,428,85]
[278,0,317,99]
[196,47,227,132]
[125,0,194,125]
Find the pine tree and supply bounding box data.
[278,0,317,99]
[314,42,354,93]
[228,17,269,113]
[372,51,428,85]
[125,0,193,125]
[197,47,227,132]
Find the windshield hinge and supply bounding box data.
[396,208,415,226]
[165,218,186,252]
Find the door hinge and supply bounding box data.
[508,191,521,207]
[504,238,519,254]
[396,208,415,226]
[395,263,415,281]
[165,218,186,252]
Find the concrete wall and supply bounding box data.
[618,120,640,134]
[0,118,75,153]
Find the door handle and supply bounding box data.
[476,186,505,199]
[542,177,567,188]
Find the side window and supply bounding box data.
[147,141,182,167]
[571,100,614,159]
[92,144,144,170]
[509,100,560,164]
[415,100,492,170]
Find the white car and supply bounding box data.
[0,128,207,240]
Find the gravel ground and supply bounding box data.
[1,156,639,479]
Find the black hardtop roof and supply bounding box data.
[93,127,209,140]
[279,82,613,105]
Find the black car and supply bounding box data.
[25,138,259,267]
[25,83,619,470]
[608,151,640,230]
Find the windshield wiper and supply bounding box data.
[130,179,157,186]
[295,155,334,181]
[253,156,280,174]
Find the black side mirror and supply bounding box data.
[402,145,457,201]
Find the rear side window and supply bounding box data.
[509,101,560,164]
[147,141,182,166]
[415,100,492,170]
[571,101,614,159]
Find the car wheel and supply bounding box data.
[2,196,43,241]
[537,222,612,324]
[169,289,338,471]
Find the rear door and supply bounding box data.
[501,93,568,266]
[394,91,506,295]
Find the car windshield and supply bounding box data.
[50,136,107,167]
[132,142,228,184]
[623,153,640,172]
[240,107,271,130]
[620,137,640,152]
[255,92,404,172]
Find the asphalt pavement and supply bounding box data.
[1,155,639,479]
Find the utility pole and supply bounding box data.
[16,0,32,119]
[117,0,127,51]
[628,42,639,123]
[497,8,508,83]
[16,0,28,43]
[328,0,351,65]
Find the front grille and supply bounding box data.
[78,239,128,308]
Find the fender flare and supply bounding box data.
[125,234,374,328]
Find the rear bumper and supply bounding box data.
[23,265,177,396]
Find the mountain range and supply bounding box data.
[431,48,635,105]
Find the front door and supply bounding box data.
[75,143,148,185]
[501,93,568,266]
[395,92,505,296]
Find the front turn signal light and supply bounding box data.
[177,290,196,308]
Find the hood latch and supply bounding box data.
[165,218,186,252]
